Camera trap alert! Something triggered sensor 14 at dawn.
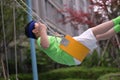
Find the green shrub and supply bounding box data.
[0,74,32,80]
[39,67,120,80]
[60,78,94,80]
[82,50,99,67]
[98,73,120,80]
[0,67,120,80]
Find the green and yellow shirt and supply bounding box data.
[37,36,76,66]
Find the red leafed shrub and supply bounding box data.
[58,7,95,28]
[59,0,120,29]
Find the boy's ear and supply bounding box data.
[32,29,38,34]
[32,29,35,33]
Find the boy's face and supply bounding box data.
[32,22,47,39]
[32,22,40,38]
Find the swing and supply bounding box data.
[60,35,90,62]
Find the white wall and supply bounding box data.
[32,0,90,36]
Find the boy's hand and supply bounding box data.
[32,22,47,37]
[38,22,47,31]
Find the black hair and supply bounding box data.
[25,20,37,39]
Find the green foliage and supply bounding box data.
[23,48,58,72]
[0,67,120,80]
[81,48,120,68]
[0,0,28,76]
[81,50,99,67]
[0,0,27,43]
[98,44,120,67]
[17,74,33,80]
[0,74,33,80]
[60,78,92,80]
[39,67,120,80]
[98,73,120,80]
[8,60,22,74]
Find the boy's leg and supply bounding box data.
[91,20,114,36]
[96,24,120,41]
[96,28,115,40]
[91,16,120,36]
[114,24,120,33]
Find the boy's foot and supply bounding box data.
[112,16,120,25]
[113,24,120,33]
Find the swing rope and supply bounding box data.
[14,0,66,47]
[1,0,10,79]
[13,1,18,80]
[14,0,66,36]
[20,0,63,35]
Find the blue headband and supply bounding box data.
[28,20,36,39]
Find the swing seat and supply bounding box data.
[59,35,90,62]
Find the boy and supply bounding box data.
[25,16,120,66]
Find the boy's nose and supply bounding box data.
[35,23,39,27]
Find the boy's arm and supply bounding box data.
[35,22,49,49]
[39,29,49,49]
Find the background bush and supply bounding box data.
[98,72,120,80]
[0,66,120,80]
[40,67,120,80]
